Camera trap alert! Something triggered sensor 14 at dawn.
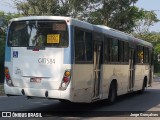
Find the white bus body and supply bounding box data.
[4,16,153,103]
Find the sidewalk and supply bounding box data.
[153,77,160,82]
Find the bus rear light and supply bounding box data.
[59,70,71,90]
[63,77,69,83]
[6,74,10,79]
[5,67,14,87]
[65,71,71,77]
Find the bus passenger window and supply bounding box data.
[124,42,129,62]
[74,28,92,63]
[104,37,110,63]
[137,46,144,64]
[111,39,118,62]
[118,41,124,62]
[85,32,92,61]
[144,47,149,63]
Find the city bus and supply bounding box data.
[4,16,153,103]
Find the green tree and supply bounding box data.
[13,0,159,33]
[14,0,59,15]
[134,10,159,34]
[13,0,92,18]
[134,32,160,45]
[88,0,143,32]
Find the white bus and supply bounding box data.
[4,16,153,103]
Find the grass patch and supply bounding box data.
[0,84,4,96]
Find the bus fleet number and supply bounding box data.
[38,58,55,65]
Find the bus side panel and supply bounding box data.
[102,64,130,99]
[134,65,149,91]
[72,64,93,103]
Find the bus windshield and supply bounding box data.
[8,20,68,48]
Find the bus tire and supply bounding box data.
[108,81,117,104]
[139,78,147,94]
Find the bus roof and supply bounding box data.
[95,25,153,48]
[10,16,72,22]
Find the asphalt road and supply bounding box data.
[0,82,160,120]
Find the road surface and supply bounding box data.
[0,82,160,120]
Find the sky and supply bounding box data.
[0,0,160,32]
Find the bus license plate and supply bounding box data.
[30,78,41,83]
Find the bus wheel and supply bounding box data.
[108,82,117,104]
[139,79,147,94]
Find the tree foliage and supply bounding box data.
[134,32,160,44]
[88,0,141,32]
[134,10,159,34]
[12,0,159,33]
[13,0,92,18]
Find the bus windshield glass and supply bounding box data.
[8,20,68,48]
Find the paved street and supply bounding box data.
[0,82,160,120]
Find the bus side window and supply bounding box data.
[137,45,144,64]
[118,40,124,62]
[104,37,129,63]
[85,32,92,61]
[111,39,118,62]
[107,37,118,62]
[74,28,93,63]
[104,36,110,63]
[75,29,84,61]
[144,47,149,63]
[124,42,129,62]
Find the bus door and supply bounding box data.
[129,48,135,91]
[93,41,103,98]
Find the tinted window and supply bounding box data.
[119,41,124,62]
[124,42,129,62]
[8,20,68,48]
[104,37,110,63]
[137,46,144,63]
[144,47,149,63]
[75,28,93,63]
[104,36,129,63]
[111,39,118,62]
